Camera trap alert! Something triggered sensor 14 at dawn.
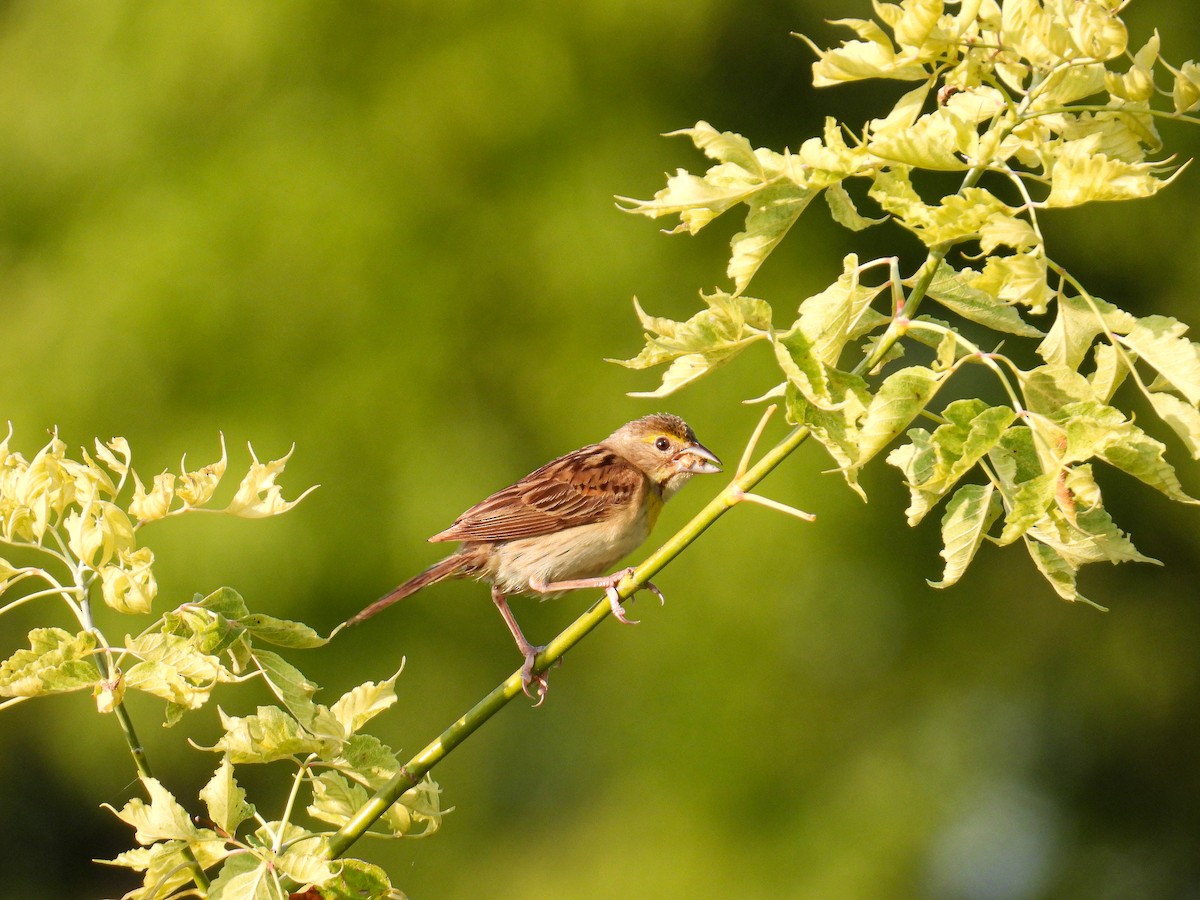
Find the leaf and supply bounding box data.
[1029,506,1158,568]
[382,775,443,838]
[307,771,370,830]
[104,777,202,845]
[308,768,441,839]
[1017,363,1097,415]
[784,376,871,500]
[176,434,229,508]
[124,632,226,712]
[1044,137,1173,208]
[98,840,231,900]
[129,470,176,523]
[93,436,131,478]
[823,181,887,231]
[1056,400,1199,503]
[996,472,1057,545]
[728,182,815,294]
[223,444,317,519]
[316,859,398,900]
[869,107,977,170]
[329,668,403,737]
[930,483,1002,588]
[978,213,1039,254]
[802,16,930,86]
[200,757,255,836]
[773,328,832,408]
[1037,293,1136,369]
[207,853,287,900]
[1023,537,1091,605]
[888,400,1017,524]
[253,649,322,724]
[1087,342,1129,403]
[197,586,252,619]
[988,425,1046,490]
[1118,314,1200,405]
[615,122,771,234]
[1173,59,1200,114]
[0,628,100,698]
[855,365,944,466]
[331,733,404,786]
[275,839,336,888]
[98,546,158,615]
[614,292,772,397]
[240,614,328,649]
[870,172,1013,246]
[1104,32,1158,102]
[1147,390,1200,459]
[924,262,1043,337]
[64,500,136,569]
[792,253,889,366]
[967,250,1049,313]
[211,705,334,764]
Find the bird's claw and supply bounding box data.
[520,650,549,707]
[605,567,666,624]
[645,580,666,606]
[605,585,639,625]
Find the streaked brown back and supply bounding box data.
[429,444,645,543]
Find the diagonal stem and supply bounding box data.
[324,420,811,861]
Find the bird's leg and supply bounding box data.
[528,568,664,626]
[491,586,548,705]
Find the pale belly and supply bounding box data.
[485,506,656,597]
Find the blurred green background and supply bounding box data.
[1,2,1199,897]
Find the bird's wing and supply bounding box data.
[429,444,645,543]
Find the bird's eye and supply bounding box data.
[654,437,671,452]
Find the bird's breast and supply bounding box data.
[487,484,662,595]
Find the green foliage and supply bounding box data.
[620,0,1200,605]
[0,434,437,899]
[3,2,1200,897]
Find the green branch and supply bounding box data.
[324,418,812,860]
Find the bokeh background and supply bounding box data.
[1,2,1199,897]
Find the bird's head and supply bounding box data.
[604,413,722,500]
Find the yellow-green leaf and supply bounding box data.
[176,435,229,508]
[728,183,815,293]
[104,777,202,845]
[1173,59,1200,114]
[1118,314,1200,405]
[329,668,403,737]
[223,444,317,519]
[99,546,158,615]
[200,756,255,836]
[1147,390,1200,460]
[855,365,944,466]
[930,482,1002,588]
[925,261,1043,337]
[0,627,100,698]
[1045,137,1171,208]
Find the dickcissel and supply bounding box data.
[342,413,721,701]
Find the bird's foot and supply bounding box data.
[604,567,666,625]
[519,648,550,707]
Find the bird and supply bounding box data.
[340,413,721,703]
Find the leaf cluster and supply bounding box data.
[618,0,1200,605]
[0,433,433,899]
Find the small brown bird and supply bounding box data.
[342,414,721,701]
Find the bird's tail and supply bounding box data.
[339,555,463,630]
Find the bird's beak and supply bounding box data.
[678,442,722,475]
